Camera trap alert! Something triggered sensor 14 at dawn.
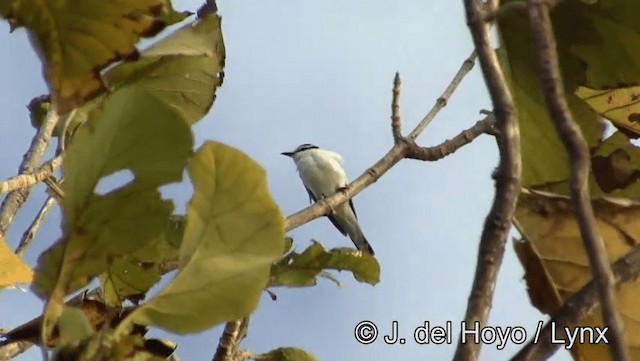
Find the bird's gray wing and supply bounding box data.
[304,185,317,204]
[349,199,358,219]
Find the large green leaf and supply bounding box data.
[105,14,225,125]
[33,87,193,298]
[0,0,188,113]
[270,242,380,287]
[497,0,604,187]
[119,142,285,334]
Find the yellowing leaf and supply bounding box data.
[515,189,640,360]
[576,86,640,138]
[120,142,285,334]
[0,0,186,113]
[33,87,193,298]
[270,242,380,287]
[105,14,225,125]
[591,131,640,197]
[0,236,32,287]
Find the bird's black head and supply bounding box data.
[281,143,319,157]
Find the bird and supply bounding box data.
[281,144,374,255]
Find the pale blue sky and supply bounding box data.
[0,1,572,360]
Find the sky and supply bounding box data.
[0,0,572,360]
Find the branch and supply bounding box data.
[285,50,478,232]
[453,1,521,360]
[404,112,496,161]
[527,1,628,360]
[15,196,57,257]
[512,244,640,360]
[0,110,58,237]
[0,155,62,194]
[212,318,249,361]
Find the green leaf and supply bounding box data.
[105,14,225,125]
[256,347,318,361]
[33,87,193,298]
[0,0,181,113]
[269,242,380,287]
[497,0,604,187]
[100,234,179,307]
[58,306,94,347]
[119,142,285,334]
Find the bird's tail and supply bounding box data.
[350,226,375,256]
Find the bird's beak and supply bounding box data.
[281,151,294,157]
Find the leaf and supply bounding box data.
[58,306,94,347]
[570,6,640,89]
[497,0,604,187]
[256,347,318,361]
[33,87,193,298]
[515,189,640,360]
[576,86,640,138]
[591,131,640,197]
[119,142,285,334]
[269,242,380,287]
[105,14,225,125]
[0,0,186,113]
[0,235,33,287]
[100,218,182,306]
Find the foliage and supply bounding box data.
[499,0,640,358]
[0,2,379,360]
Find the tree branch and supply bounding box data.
[285,50,478,232]
[15,196,57,257]
[0,155,62,194]
[404,112,495,161]
[453,1,521,360]
[527,1,628,360]
[512,244,640,360]
[0,111,58,237]
[212,318,249,361]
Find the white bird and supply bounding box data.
[282,144,374,255]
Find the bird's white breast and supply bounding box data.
[294,149,349,198]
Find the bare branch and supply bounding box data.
[527,1,628,360]
[407,51,477,140]
[0,111,58,237]
[512,244,640,360]
[391,72,402,143]
[15,196,57,257]
[0,340,32,360]
[453,1,521,360]
[0,155,62,194]
[404,112,496,161]
[285,51,477,232]
[212,318,249,361]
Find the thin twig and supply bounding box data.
[15,196,57,257]
[391,72,402,142]
[285,51,477,232]
[527,1,628,360]
[212,318,249,361]
[0,111,59,237]
[0,155,62,194]
[407,51,477,140]
[404,112,495,161]
[453,1,521,360]
[512,244,640,360]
